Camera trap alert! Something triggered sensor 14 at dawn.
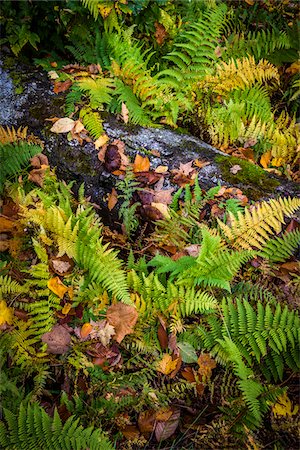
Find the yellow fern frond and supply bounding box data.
[218,197,300,250]
[0,126,44,147]
[202,56,279,95]
[266,112,298,163]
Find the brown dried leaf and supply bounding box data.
[106,303,138,343]
[41,325,71,354]
[153,188,174,205]
[194,159,211,169]
[122,425,140,440]
[154,21,167,45]
[197,353,217,378]
[158,320,168,351]
[107,188,118,211]
[0,215,16,232]
[138,410,156,435]
[28,167,48,187]
[151,202,170,218]
[53,79,72,94]
[50,255,74,276]
[155,408,180,442]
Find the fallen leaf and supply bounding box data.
[155,165,168,173]
[194,159,211,169]
[41,325,71,354]
[107,303,138,343]
[50,61,57,68]
[0,300,13,326]
[185,244,200,257]
[140,205,164,221]
[168,332,180,357]
[155,408,180,442]
[155,408,173,421]
[244,0,254,5]
[286,61,300,76]
[197,353,217,379]
[153,188,174,205]
[107,188,118,211]
[53,79,72,94]
[260,151,272,169]
[48,70,59,80]
[154,21,167,46]
[122,425,140,440]
[30,153,49,168]
[181,367,196,383]
[138,410,156,435]
[121,102,129,124]
[244,137,257,148]
[103,144,122,172]
[50,255,74,276]
[47,277,68,299]
[80,323,93,339]
[89,320,116,346]
[61,303,72,315]
[158,318,168,350]
[280,262,299,273]
[50,118,75,133]
[133,154,150,173]
[0,215,16,232]
[28,167,49,187]
[177,161,194,176]
[177,342,198,363]
[230,164,242,174]
[157,354,178,375]
[94,134,109,150]
[151,202,170,218]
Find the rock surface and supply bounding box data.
[1,58,299,215]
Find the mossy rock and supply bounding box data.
[215,155,280,200]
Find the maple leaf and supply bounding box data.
[106,303,138,343]
[41,325,71,354]
[0,300,13,326]
[89,320,116,346]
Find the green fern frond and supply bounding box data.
[0,142,42,192]
[0,275,27,300]
[0,402,114,450]
[259,229,300,263]
[80,108,103,139]
[80,0,99,20]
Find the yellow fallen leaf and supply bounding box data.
[157,354,178,375]
[260,151,272,169]
[48,70,59,80]
[80,322,93,339]
[155,165,168,173]
[61,303,72,315]
[151,202,170,219]
[107,188,118,211]
[0,300,13,326]
[272,392,299,418]
[50,118,75,133]
[48,277,68,299]
[133,154,150,173]
[73,120,85,134]
[94,134,109,150]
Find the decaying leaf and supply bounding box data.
[155,165,168,173]
[155,408,180,442]
[177,342,198,363]
[0,300,13,326]
[80,323,93,339]
[133,154,151,173]
[89,320,116,346]
[154,21,167,45]
[230,164,242,174]
[157,317,168,350]
[50,255,74,276]
[138,409,157,435]
[41,324,71,354]
[50,118,75,133]
[107,303,138,343]
[53,79,72,94]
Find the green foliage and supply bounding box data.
[0,402,113,450]
[197,298,300,381]
[259,229,300,263]
[0,142,42,192]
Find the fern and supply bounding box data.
[159,4,227,86]
[77,76,114,108]
[80,108,103,139]
[0,275,27,300]
[80,0,100,20]
[218,197,300,250]
[258,229,300,263]
[0,402,113,450]
[197,298,300,381]
[0,142,42,192]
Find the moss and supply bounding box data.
[215,155,280,200]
